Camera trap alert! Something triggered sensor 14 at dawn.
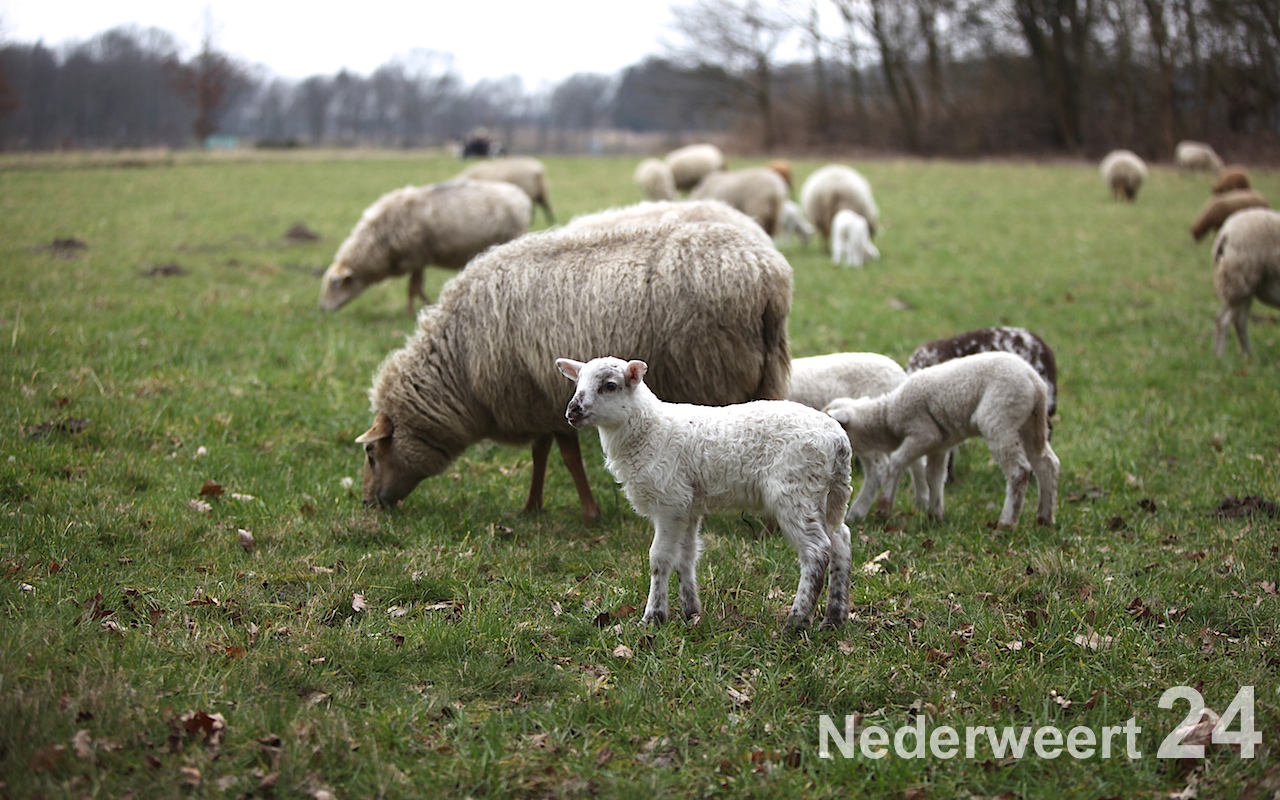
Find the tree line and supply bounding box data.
[0,0,1276,160]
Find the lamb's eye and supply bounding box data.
[602,380,619,392]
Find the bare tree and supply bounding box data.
[667,0,795,150]
[167,20,250,144]
[1010,0,1098,152]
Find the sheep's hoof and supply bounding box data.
[1036,515,1055,527]
[818,615,846,630]
[641,610,668,626]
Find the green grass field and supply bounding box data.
[2,150,1278,798]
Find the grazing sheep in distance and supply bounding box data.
[319,179,531,314]
[355,216,794,524]
[1190,189,1270,242]
[769,158,794,190]
[690,167,789,235]
[1211,207,1280,356]
[459,156,554,223]
[801,164,880,251]
[665,143,726,193]
[1176,141,1225,172]
[825,352,1060,528]
[1212,167,1251,195]
[830,209,880,267]
[789,352,927,515]
[634,158,676,200]
[775,200,815,249]
[557,356,852,630]
[1100,150,1148,201]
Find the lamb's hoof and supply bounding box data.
[818,615,846,630]
[641,610,668,626]
[784,616,811,634]
[1036,515,1055,527]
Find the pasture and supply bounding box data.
[1,150,1278,798]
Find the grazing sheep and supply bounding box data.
[634,158,676,201]
[319,179,531,313]
[459,156,554,223]
[800,164,880,251]
[1190,189,1270,242]
[1176,141,1225,172]
[826,352,1059,528]
[830,209,880,267]
[775,200,815,249]
[356,217,793,524]
[689,167,789,235]
[769,158,794,190]
[1212,167,1251,195]
[665,143,726,193]
[906,327,1057,418]
[1211,207,1280,356]
[1100,149,1148,201]
[557,356,852,630]
[789,352,927,515]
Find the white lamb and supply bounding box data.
[557,356,853,631]
[788,352,927,514]
[775,200,815,249]
[824,352,1059,528]
[830,209,880,267]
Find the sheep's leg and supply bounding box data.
[1231,303,1253,355]
[1029,442,1060,526]
[821,522,852,629]
[988,434,1032,527]
[864,454,893,517]
[906,456,930,512]
[847,459,884,522]
[775,510,833,631]
[553,431,601,524]
[642,516,687,625]
[407,269,429,314]
[675,518,704,619]
[537,199,555,225]
[521,434,553,515]
[923,451,949,521]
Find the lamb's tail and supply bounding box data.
[825,432,854,530]
[1022,382,1050,456]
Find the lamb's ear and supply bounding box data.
[355,412,394,443]
[824,405,852,425]
[556,358,585,382]
[624,360,648,387]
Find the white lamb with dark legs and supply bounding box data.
[825,352,1059,528]
[830,209,880,267]
[557,356,853,631]
[788,352,926,514]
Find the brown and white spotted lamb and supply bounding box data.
[906,327,1058,481]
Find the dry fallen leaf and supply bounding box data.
[181,765,202,786]
[727,687,752,708]
[71,729,93,760]
[199,480,224,497]
[238,529,255,553]
[188,498,212,514]
[861,550,891,575]
[352,594,367,613]
[1072,628,1114,651]
[612,643,634,660]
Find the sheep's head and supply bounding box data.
[355,412,449,508]
[823,396,874,440]
[319,262,367,311]
[556,357,647,429]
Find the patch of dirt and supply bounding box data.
[24,417,89,439]
[1209,495,1280,519]
[38,238,88,258]
[141,263,187,277]
[285,223,321,242]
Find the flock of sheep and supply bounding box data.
[1099,139,1279,355]
[320,141,1273,630]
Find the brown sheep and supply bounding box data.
[1190,190,1270,242]
[1212,167,1251,195]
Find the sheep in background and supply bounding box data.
[665,143,726,193]
[356,217,793,524]
[1190,189,1270,242]
[830,209,880,267]
[1211,207,1280,356]
[775,200,815,249]
[769,158,794,190]
[319,179,531,314]
[789,352,926,515]
[459,156,554,223]
[1212,167,1251,195]
[689,166,789,235]
[1100,150,1148,201]
[826,352,1059,528]
[634,158,676,201]
[557,356,852,631]
[800,164,880,251]
[1176,141,1225,172]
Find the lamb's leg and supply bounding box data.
[407,268,428,315]
[675,517,704,619]
[1232,303,1253,355]
[864,454,893,517]
[554,431,601,524]
[642,516,687,625]
[923,450,949,521]
[906,456,930,512]
[821,522,852,628]
[1030,441,1060,526]
[521,434,553,515]
[847,458,884,521]
[775,511,832,631]
[988,433,1032,527]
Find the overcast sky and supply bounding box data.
[0,1,682,89]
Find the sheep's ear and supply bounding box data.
[556,358,585,382]
[624,360,648,387]
[355,412,394,443]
